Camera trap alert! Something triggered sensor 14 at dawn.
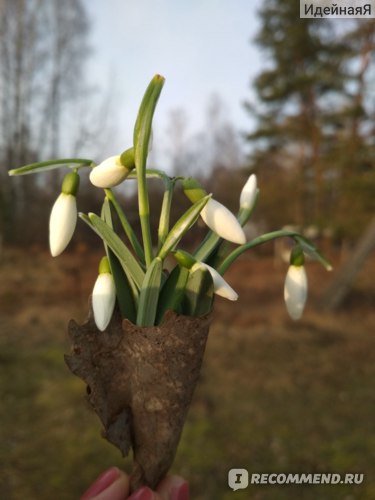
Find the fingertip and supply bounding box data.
[81,470,130,500]
[156,475,189,500]
[128,485,156,499]
[92,474,130,500]
[81,467,122,499]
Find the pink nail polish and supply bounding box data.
[80,467,121,499]
[171,481,189,500]
[128,486,155,500]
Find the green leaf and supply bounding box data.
[158,194,211,260]
[101,197,113,225]
[80,213,145,289]
[136,257,163,326]
[104,189,145,265]
[108,248,137,323]
[8,158,93,176]
[100,199,137,322]
[157,178,175,251]
[182,266,214,316]
[156,266,189,324]
[134,75,165,154]
[133,75,165,267]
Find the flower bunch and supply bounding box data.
[9,75,332,330]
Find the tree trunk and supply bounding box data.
[318,216,375,310]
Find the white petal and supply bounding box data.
[89,155,128,188]
[197,262,238,301]
[92,273,116,331]
[240,174,257,209]
[201,199,246,244]
[49,193,77,257]
[284,265,308,320]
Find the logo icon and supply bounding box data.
[228,468,249,491]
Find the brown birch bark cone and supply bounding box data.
[65,307,212,492]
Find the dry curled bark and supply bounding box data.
[65,307,212,491]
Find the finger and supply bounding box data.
[92,475,129,500]
[128,486,159,499]
[156,475,189,500]
[80,467,130,500]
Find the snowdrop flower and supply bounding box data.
[284,246,308,320]
[201,199,246,244]
[239,173,258,210]
[183,178,246,245]
[92,256,116,331]
[193,262,238,301]
[49,171,79,257]
[90,152,134,188]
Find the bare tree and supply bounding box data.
[164,96,245,179]
[0,0,93,243]
[319,216,375,310]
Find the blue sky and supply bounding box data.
[86,0,263,161]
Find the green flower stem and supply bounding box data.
[8,158,93,176]
[143,168,167,179]
[157,178,175,251]
[137,176,153,268]
[218,230,332,275]
[129,168,178,253]
[158,195,211,261]
[193,231,221,262]
[104,189,145,265]
[128,168,173,181]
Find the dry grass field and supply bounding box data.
[1,246,375,499]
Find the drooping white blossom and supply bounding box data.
[284,265,308,320]
[49,193,77,257]
[239,173,257,210]
[92,272,116,331]
[90,155,130,188]
[200,199,246,245]
[195,262,238,301]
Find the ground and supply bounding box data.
[1,246,374,499]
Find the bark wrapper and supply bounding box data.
[65,308,211,491]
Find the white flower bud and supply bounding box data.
[195,262,238,301]
[201,199,246,245]
[89,155,130,188]
[49,193,77,257]
[284,265,308,320]
[240,173,257,210]
[92,272,116,331]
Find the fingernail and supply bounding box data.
[128,486,155,500]
[171,480,189,500]
[81,467,121,499]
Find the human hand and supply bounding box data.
[80,467,189,500]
